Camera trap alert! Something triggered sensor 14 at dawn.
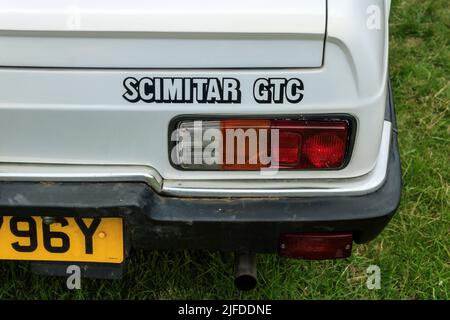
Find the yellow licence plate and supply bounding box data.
[0,216,123,263]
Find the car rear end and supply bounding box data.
[0,0,400,289]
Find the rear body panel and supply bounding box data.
[0,64,384,181]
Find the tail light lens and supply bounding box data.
[171,118,350,170]
[279,233,353,260]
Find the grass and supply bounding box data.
[0,0,449,300]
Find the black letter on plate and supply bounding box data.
[43,218,70,253]
[75,218,101,254]
[10,216,38,252]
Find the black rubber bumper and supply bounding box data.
[0,85,401,254]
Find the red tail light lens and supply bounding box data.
[221,119,271,170]
[171,118,350,170]
[276,132,301,165]
[303,133,346,168]
[271,120,348,169]
[279,233,353,260]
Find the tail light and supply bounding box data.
[170,118,351,170]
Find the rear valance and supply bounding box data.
[0,0,326,68]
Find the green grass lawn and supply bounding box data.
[0,0,448,300]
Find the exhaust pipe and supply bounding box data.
[234,252,257,291]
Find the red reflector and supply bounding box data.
[279,233,353,260]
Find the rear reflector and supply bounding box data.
[279,233,353,260]
[171,119,350,170]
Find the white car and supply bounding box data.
[0,0,400,290]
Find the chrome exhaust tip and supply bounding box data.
[234,252,257,291]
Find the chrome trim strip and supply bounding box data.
[0,165,163,193]
[0,121,392,198]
